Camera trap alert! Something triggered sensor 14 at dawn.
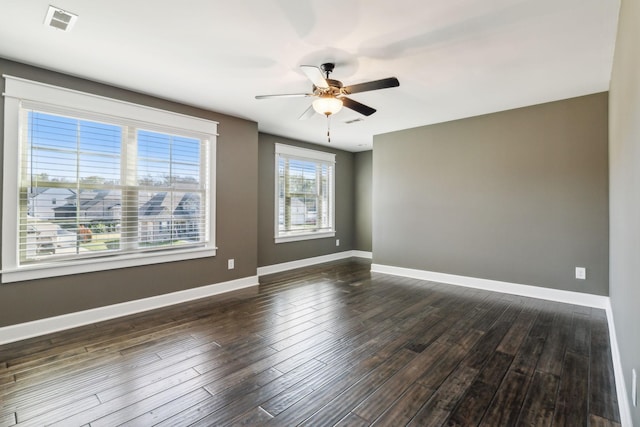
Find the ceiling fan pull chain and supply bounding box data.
[327,115,331,143]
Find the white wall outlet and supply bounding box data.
[336,239,340,247]
[575,267,586,280]
[227,259,234,270]
[633,368,637,407]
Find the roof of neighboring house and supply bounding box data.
[29,187,76,199]
[30,188,199,219]
[139,192,200,218]
[54,190,121,213]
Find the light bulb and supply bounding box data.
[312,96,343,116]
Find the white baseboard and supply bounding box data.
[605,300,633,427]
[351,250,373,259]
[0,275,259,345]
[257,250,371,276]
[370,264,609,308]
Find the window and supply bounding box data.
[275,143,335,243]
[2,76,217,283]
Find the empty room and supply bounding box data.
[0,0,638,426]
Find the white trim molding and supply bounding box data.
[257,250,371,276]
[605,300,633,427]
[273,143,336,244]
[0,275,258,345]
[351,250,373,260]
[371,264,609,308]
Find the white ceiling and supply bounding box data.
[0,0,620,152]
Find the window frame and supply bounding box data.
[274,143,336,243]
[1,75,218,283]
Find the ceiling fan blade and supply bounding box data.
[255,93,312,99]
[298,105,316,120]
[300,65,329,89]
[342,77,399,95]
[341,97,376,116]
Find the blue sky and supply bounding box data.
[27,111,201,185]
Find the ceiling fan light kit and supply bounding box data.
[312,96,343,116]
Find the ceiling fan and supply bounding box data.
[255,63,400,120]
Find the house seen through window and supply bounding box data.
[25,111,206,261]
[275,143,335,243]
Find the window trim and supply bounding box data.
[274,143,336,244]
[1,75,218,283]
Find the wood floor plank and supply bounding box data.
[122,367,282,427]
[589,312,621,423]
[567,313,591,356]
[552,350,589,427]
[370,383,435,426]
[460,319,512,371]
[46,342,280,426]
[443,351,513,426]
[227,406,274,426]
[0,260,621,427]
[96,367,201,403]
[497,305,538,355]
[352,341,451,422]
[516,371,559,426]
[298,349,417,427]
[408,364,479,427]
[155,359,324,427]
[90,388,212,427]
[186,359,329,426]
[479,370,531,426]
[509,333,546,377]
[263,347,413,425]
[589,414,622,427]
[334,412,370,427]
[14,395,100,427]
[1,352,162,416]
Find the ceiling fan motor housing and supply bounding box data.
[313,79,343,97]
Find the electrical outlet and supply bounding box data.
[633,368,637,407]
[336,239,340,247]
[575,267,586,280]
[227,259,234,270]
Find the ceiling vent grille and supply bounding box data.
[44,5,78,32]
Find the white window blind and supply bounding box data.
[275,143,335,243]
[2,76,217,282]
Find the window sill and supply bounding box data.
[275,231,335,244]
[1,246,217,283]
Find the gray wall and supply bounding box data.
[257,133,354,267]
[609,0,640,423]
[0,59,259,327]
[354,150,372,252]
[373,93,609,295]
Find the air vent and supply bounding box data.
[44,5,78,32]
[344,118,364,124]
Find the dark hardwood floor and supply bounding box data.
[0,260,621,426]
